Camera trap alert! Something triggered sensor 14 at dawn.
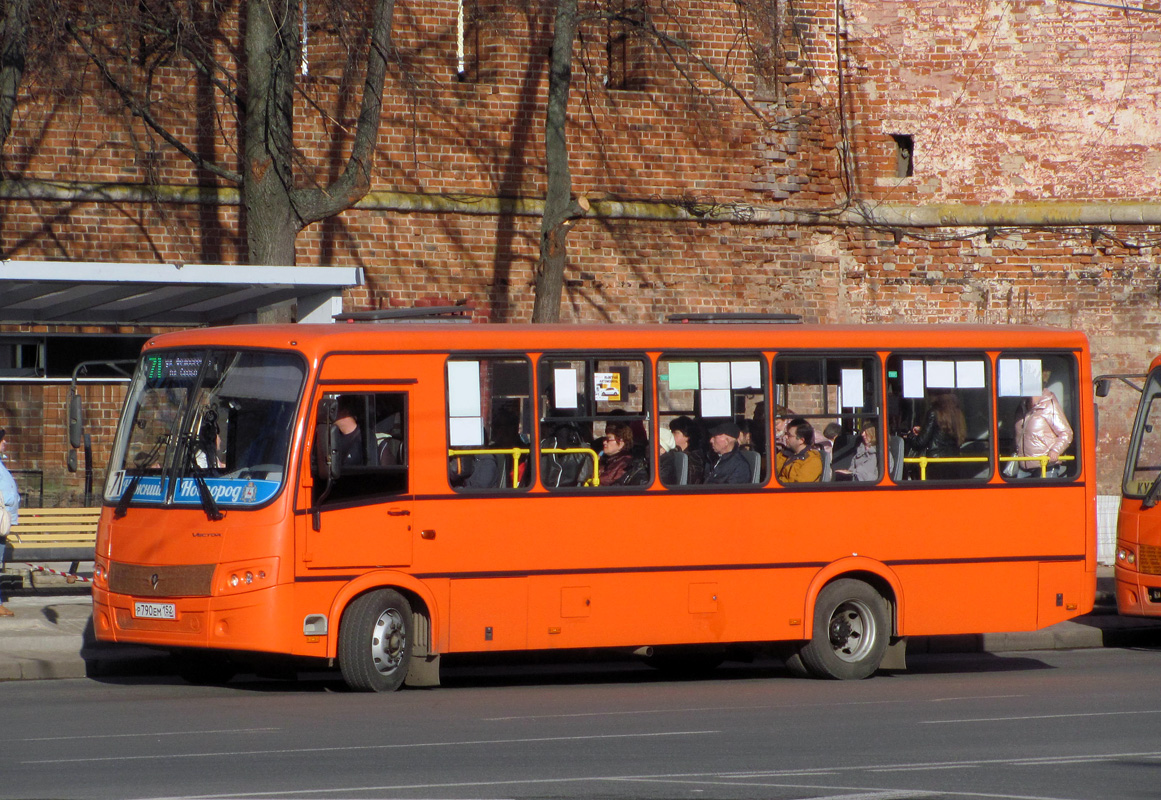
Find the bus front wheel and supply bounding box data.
[339,589,413,692]
[798,579,889,680]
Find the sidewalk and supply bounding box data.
[0,567,1158,682]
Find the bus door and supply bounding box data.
[303,387,413,569]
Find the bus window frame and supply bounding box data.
[885,349,994,484]
[995,349,1083,484]
[535,350,653,492]
[770,349,885,489]
[657,350,770,490]
[444,352,535,493]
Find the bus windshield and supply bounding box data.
[103,349,306,510]
[1125,370,1161,501]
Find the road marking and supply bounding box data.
[22,729,720,765]
[13,727,279,743]
[922,709,1161,723]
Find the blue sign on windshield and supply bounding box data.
[107,473,281,506]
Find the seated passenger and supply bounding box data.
[599,422,648,486]
[704,421,752,484]
[661,415,705,485]
[449,450,501,489]
[835,421,877,482]
[775,418,823,483]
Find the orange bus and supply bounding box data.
[1108,358,1161,616]
[91,320,1097,690]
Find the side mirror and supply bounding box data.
[68,391,84,449]
[1095,379,1111,398]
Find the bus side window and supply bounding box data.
[996,354,1078,480]
[886,354,991,481]
[538,356,650,489]
[447,357,532,492]
[658,355,767,487]
[313,392,408,504]
[773,356,881,485]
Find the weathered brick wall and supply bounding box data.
[1,0,1159,498]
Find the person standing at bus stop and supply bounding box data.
[0,428,19,617]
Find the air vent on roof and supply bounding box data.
[666,313,803,324]
[333,306,472,323]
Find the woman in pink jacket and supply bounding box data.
[1014,390,1073,478]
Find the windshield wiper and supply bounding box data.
[113,437,167,519]
[1143,472,1161,509]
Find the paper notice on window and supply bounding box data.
[925,360,956,389]
[449,416,484,447]
[841,369,864,408]
[554,368,579,410]
[956,360,986,389]
[701,362,731,390]
[700,388,733,417]
[1021,359,1043,396]
[731,361,762,389]
[902,359,925,398]
[667,362,699,391]
[447,361,481,417]
[998,359,1020,396]
[595,372,621,401]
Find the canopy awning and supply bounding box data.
[0,262,362,325]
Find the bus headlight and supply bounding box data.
[1117,547,1137,567]
[215,558,278,595]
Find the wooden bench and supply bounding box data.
[2,507,100,565]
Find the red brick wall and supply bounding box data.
[1,0,1159,497]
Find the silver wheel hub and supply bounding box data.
[370,608,406,675]
[828,598,876,663]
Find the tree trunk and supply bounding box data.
[532,0,580,323]
[0,0,29,159]
[244,0,301,265]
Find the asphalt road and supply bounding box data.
[3,647,1161,800]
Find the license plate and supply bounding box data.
[134,602,176,620]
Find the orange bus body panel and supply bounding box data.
[92,323,1097,669]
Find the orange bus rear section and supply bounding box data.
[91,323,1097,689]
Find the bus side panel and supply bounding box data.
[893,562,1038,635]
[522,569,811,650]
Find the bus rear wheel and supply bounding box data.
[339,589,413,692]
[798,579,889,680]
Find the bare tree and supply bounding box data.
[531,0,774,322]
[65,0,396,266]
[0,0,30,155]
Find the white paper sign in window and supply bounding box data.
[998,359,1043,397]
[731,361,762,389]
[902,359,925,398]
[701,388,733,417]
[447,361,485,446]
[956,360,986,389]
[553,367,579,410]
[926,360,956,389]
[700,362,731,390]
[840,369,864,409]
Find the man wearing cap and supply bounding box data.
[775,418,823,483]
[705,420,752,484]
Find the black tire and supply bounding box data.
[338,589,413,692]
[798,579,890,680]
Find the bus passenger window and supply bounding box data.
[313,392,407,504]
[658,355,767,486]
[996,354,1078,480]
[886,354,991,481]
[538,356,650,489]
[447,357,532,491]
[773,356,881,485]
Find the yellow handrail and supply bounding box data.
[541,447,601,487]
[447,447,530,488]
[447,447,601,487]
[902,454,1074,480]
